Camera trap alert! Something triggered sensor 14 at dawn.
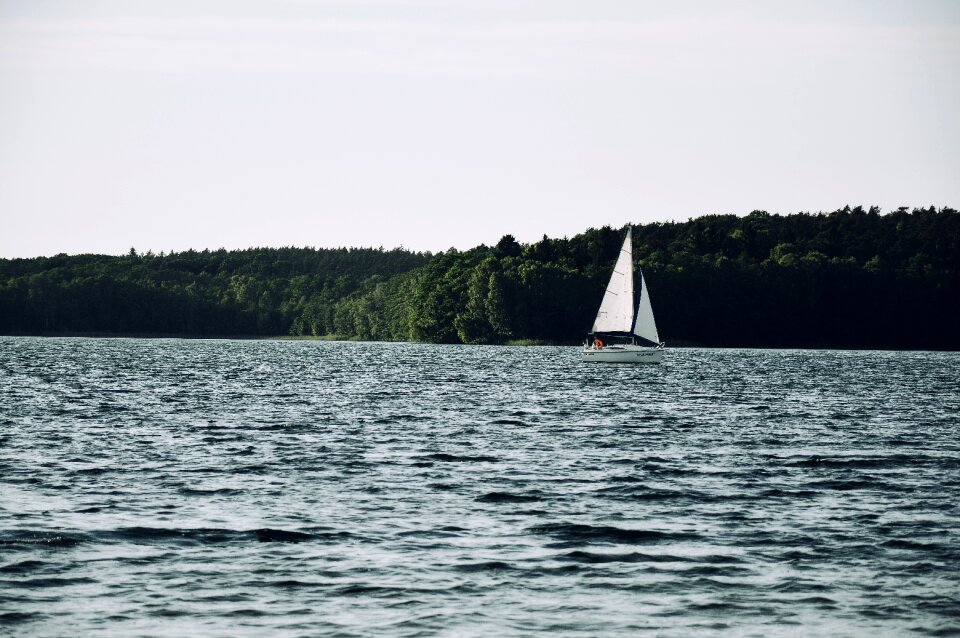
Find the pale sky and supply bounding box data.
[1,0,958,258]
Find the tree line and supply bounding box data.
[1,206,958,349]
[0,247,430,337]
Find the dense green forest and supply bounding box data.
[1,206,958,349]
[0,247,430,337]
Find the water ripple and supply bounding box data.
[1,337,959,636]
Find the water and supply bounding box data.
[1,337,959,637]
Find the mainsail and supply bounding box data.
[591,228,635,334]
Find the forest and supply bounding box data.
[1,206,958,350]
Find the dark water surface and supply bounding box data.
[1,337,959,636]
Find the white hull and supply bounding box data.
[580,345,663,364]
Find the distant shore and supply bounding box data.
[0,332,653,347]
[3,209,958,350]
[5,332,957,351]
[0,331,263,340]
[0,332,560,346]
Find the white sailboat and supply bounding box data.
[581,227,664,364]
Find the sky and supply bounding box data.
[1,0,958,257]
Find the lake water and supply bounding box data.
[1,337,958,637]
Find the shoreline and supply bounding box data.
[0,332,956,352]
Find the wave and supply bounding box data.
[254,529,316,543]
[80,526,345,545]
[475,492,541,503]
[397,526,466,538]
[423,453,499,463]
[178,487,245,496]
[881,538,947,552]
[560,550,745,565]
[331,583,457,597]
[255,579,323,590]
[453,561,515,573]
[0,532,87,548]
[0,576,96,588]
[771,578,832,593]
[805,478,883,491]
[786,454,931,469]
[73,466,111,475]
[0,611,37,625]
[560,550,673,564]
[217,608,268,618]
[0,560,49,574]
[592,484,696,501]
[529,523,700,545]
[757,488,819,499]
[104,527,241,544]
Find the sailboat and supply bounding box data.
[581,227,664,363]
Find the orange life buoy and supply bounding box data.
[593,338,603,349]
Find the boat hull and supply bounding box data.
[580,346,663,364]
